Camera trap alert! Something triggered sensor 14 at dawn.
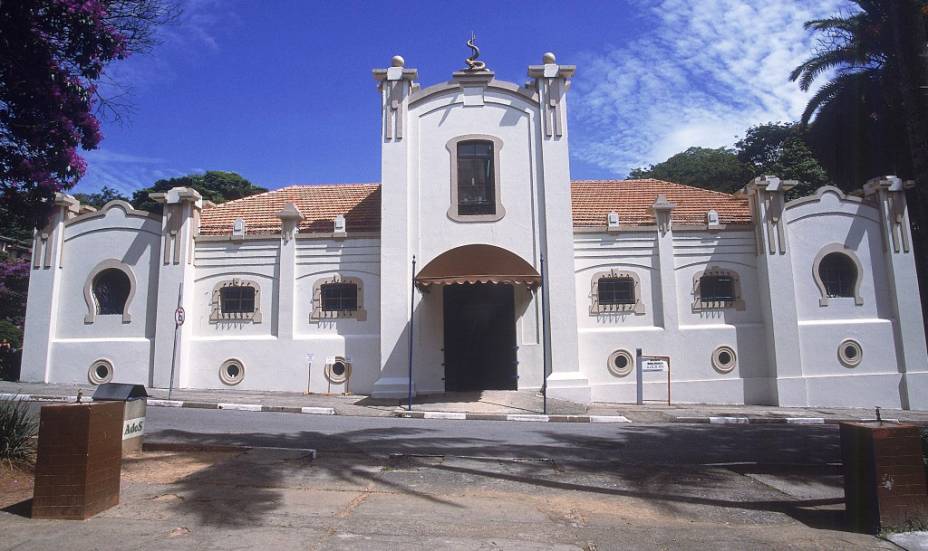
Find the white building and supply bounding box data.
[20,53,928,409]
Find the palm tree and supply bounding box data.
[790,1,927,189]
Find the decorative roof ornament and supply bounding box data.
[464,32,487,72]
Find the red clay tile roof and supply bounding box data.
[570,179,752,228]
[198,179,751,236]
[199,183,380,235]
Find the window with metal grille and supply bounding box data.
[819,252,857,298]
[457,140,495,215]
[700,275,736,302]
[92,268,131,315]
[220,286,256,314]
[321,282,358,312]
[598,277,636,305]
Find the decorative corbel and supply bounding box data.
[650,194,675,236]
[277,202,304,243]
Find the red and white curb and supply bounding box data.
[2,393,336,417]
[397,410,631,424]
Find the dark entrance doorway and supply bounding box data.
[443,283,517,391]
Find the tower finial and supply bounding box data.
[465,32,487,71]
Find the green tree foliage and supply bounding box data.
[629,147,752,193]
[0,0,176,235]
[73,185,129,209]
[131,171,267,214]
[735,122,830,198]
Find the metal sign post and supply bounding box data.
[167,284,184,401]
[636,351,672,406]
[407,255,416,412]
[540,254,549,415]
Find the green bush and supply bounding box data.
[0,397,37,467]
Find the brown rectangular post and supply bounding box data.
[32,401,124,520]
[840,422,928,533]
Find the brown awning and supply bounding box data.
[415,244,541,288]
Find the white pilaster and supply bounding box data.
[276,203,303,340]
[529,56,587,403]
[20,194,80,382]
[150,187,202,389]
[371,57,419,398]
[864,176,928,409]
[746,176,806,406]
[651,195,678,333]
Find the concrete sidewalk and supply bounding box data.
[3,380,928,425]
[0,445,903,550]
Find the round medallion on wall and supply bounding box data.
[711,346,737,374]
[838,339,862,368]
[325,357,351,384]
[219,359,245,385]
[88,359,114,385]
[607,349,634,377]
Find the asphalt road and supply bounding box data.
[146,407,842,466]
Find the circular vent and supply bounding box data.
[325,357,351,384]
[219,359,245,385]
[88,359,114,385]
[838,339,862,368]
[607,349,633,377]
[711,346,737,373]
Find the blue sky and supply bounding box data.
[77,0,849,196]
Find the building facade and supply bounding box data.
[20,54,928,409]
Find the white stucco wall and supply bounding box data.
[785,188,903,407]
[40,203,161,386]
[182,237,381,394]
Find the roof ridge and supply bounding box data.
[571,178,742,198]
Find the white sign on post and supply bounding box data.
[642,359,667,372]
[174,306,186,326]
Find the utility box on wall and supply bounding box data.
[840,421,928,533]
[32,401,124,520]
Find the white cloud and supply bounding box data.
[571,0,850,176]
[74,148,192,196]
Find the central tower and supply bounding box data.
[370,47,589,402]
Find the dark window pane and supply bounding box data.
[700,275,736,301]
[598,277,635,306]
[321,283,358,312]
[819,253,857,298]
[93,269,131,315]
[220,286,256,314]
[457,140,495,215]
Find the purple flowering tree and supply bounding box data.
[0,0,175,238]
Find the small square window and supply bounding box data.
[598,277,636,306]
[321,283,358,312]
[220,286,256,314]
[700,275,736,302]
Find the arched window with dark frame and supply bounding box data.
[321,282,359,313]
[456,140,495,215]
[597,276,636,306]
[819,252,857,298]
[92,269,131,315]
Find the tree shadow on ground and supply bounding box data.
[142,422,853,531]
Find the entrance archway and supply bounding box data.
[415,245,540,392]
